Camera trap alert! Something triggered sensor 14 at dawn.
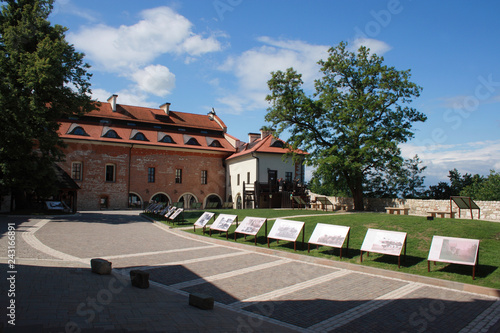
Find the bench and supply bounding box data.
[385,207,410,215]
[312,197,334,211]
[335,204,351,211]
[222,202,233,209]
[427,211,456,218]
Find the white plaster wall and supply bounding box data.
[226,157,257,203]
[256,153,295,181]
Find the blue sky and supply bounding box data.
[47,0,500,185]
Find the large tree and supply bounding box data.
[265,42,426,210]
[0,0,95,206]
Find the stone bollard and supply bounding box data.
[189,293,214,310]
[130,269,150,289]
[90,258,112,275]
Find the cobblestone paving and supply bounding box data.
[1,212,499,333]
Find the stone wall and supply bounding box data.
[308,192,500,222]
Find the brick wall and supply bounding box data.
[308,192,500,222]
[59,141,229,210]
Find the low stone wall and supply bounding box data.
[308,193,500,222]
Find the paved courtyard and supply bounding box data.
[0,211,499,332]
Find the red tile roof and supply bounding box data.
[88,101,226,132]
[58,101,234,153]
[226,134,307,160]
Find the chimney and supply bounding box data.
[260,129,273,139]
[160,102,171,115]
[248,133,260,143]
[107,94,118,112]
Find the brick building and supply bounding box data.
[57,95,237,210]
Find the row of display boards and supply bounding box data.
[145,203,184,222]
[194,213,481,280]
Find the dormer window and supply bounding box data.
[67,123,89,136]
[186,137,200,146]
[131,130,148,141]
[209,140,222,147]
[102,129,120,139]
[159,134,175,143]
[271,140,284,148]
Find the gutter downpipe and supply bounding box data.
[128,143,133,208]
[251,152,260,208]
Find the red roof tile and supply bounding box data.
[87,102,226,132]
[226,135,307,160]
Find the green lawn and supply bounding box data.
[152,209,500,289]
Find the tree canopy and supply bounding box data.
[265,41,426,210]
[426,169,500,201]
[0,0,95,206]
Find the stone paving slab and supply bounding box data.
[1,212,499,333]
[242,272,409,328]
[336,285,498,333]
[181,261,337,305]
[103,245,242,268]
[0,263,294,332]
[36,218,208,258]
[145,252,281,286]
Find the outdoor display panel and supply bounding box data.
[309,224,350,248]
[210,214,237,232]
[360,228,407,268]
[234,217,267,244]
[267,218,305,251]
[427,235,480,279]
[169,208,183,221]
[164,206,177,218]
[235,217,267,236]
[308,223,350,258]
[159,206,169,216]
[194,212,215,228]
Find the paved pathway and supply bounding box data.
[0,211,499,332]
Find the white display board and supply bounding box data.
[194,212,215,228]
[164,206,177,218]
[428,235,479,266]
[210,214,238,232]
[361,228,407,256]
[169,208,183,220]
[308,224,350,248]
[268,218,304,242]
[45,201,67,211]
[235,217,267,236]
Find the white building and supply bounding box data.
[226,129,307,209]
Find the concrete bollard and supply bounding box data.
[90,258,112,275]
[189,293,214,310]
[130,269,150,289]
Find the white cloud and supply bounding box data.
[91,88,157,108]
[131,65,175,97]
[68,6,224,100]
[401,140,500,184]
[216,37,329,114]
[68,7,223,72]
[349,38,392,56]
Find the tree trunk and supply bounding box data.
[352,175,365,211]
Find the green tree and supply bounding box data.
[364,155,426,199]
[265,42,426,210]
[461,170,499,200]
[309,162,352,197]
[0,0,95,207]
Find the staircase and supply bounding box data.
[243,182,257,208]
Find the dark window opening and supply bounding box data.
[175,169,182,184]
[148,167,155,183]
